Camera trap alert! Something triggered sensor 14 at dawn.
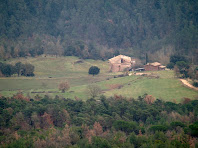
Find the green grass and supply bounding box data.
[102,76,197,102]
[0,56,197,102]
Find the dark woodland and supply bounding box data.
[0,0,198,62]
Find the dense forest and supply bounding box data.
[1,1,198,147]
[0,94,198,147]
[0,0,198,63]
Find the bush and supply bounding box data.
[166,62,174,69]
[175,61,189,78]
[0,62,35,77]
[88,66,100,76]
[58,81,70,93]
[193,81,198,87]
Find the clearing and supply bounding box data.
[0,56,197,102]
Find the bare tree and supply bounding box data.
[144,95,155,105]
[59,81,70,93]
[87,85,101,98]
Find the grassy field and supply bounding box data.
[0,56,197,102]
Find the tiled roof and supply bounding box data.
[146,62,161,66]
[109,55,132,64]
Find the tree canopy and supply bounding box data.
[0,0,198,63]
[0,94,198,147]
[88,66,100,76]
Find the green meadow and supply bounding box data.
[0,56,197,102]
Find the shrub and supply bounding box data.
[182,98,191,104]
[175,61,189,78]
[144,95,155,105]
[88,66,100,76]
[193,81,198,87]
[167,62,174,69]
[58,81,70,93]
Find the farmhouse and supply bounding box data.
[109,55,135,72]
[144,62,166,71]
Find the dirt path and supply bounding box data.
[180,79,198,91]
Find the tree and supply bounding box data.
[59,81,70,93]
[91,137,111,148]
[21,63,35,77]
[0,63,14,77]
[176,61,189,78]
[167,62,174,70]
[93,121,103,136]
[15,62,22,76]
[87,85,101,98]
[170,55,187,64]
[88,66,100,76]
[189,121,198,137]
[144,95,155,105]
[41,112,53,129]
[113,120,137,134]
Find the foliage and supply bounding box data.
[193,81,198,87]
[175,61,189,78]
[91,136,111,148]
[88,66,100,76]
[0,62,15,77]
[149,125,168,132]
[0,0,198,62]
[169,55,198,79]
[170,121,186,129]
[170,55,188,64]
[166,62,174,70]
[189,122,198,137]
[0,62,34,77]
[144,95,155,105]
[113,120,138,134]
[0,95,198,147]
[86,85,102,98]
[58,81,70,93]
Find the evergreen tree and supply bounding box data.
[88,66,100,76]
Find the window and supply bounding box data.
[121,58,124,63]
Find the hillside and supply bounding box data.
[0,0,198,63]
[0,56,197,102]
[1,92,198,147]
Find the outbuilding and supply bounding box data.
[144,62,166,71]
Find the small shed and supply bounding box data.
[159,65,166,70]
[144,62,166,71]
